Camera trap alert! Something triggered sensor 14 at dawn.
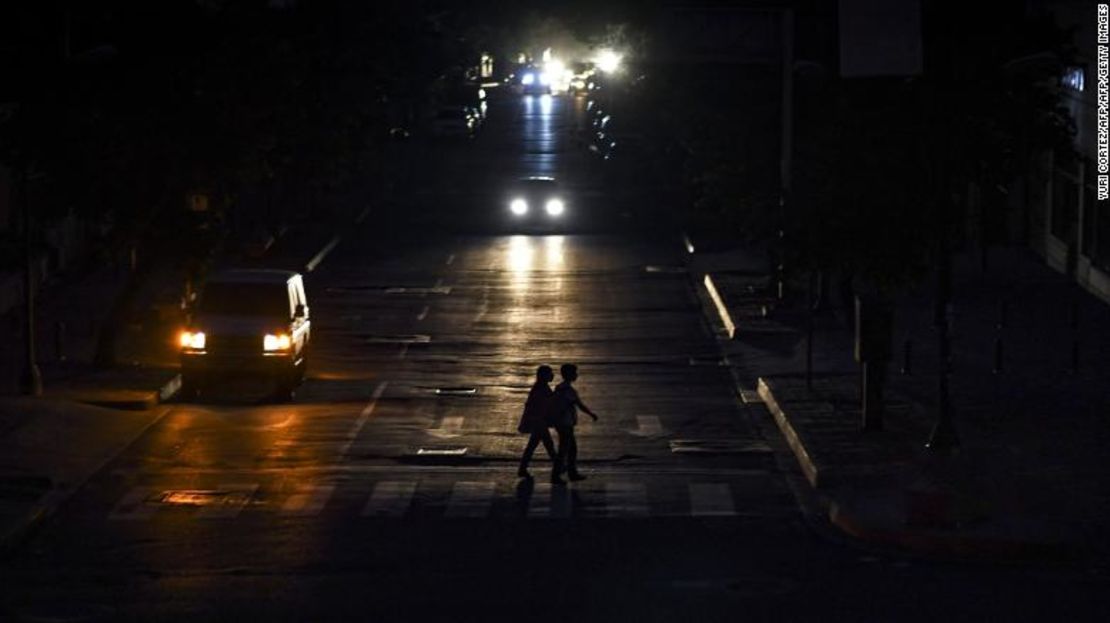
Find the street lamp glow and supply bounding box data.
[545,58,566,78]
[595,49,623,73]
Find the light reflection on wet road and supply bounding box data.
[2,91,1103,622]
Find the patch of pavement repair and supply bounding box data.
[669,439,773,455]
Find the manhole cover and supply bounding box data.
[434,387,478,396]
[669,439,772,455]
[366,334,431,344]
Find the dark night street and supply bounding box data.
[2,2,1110,621]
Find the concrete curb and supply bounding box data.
[757,377,826,489]
[760,376,1081,563]
[702,274,737,339]
[72,373,182,411]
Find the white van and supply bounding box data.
[179,269,310,400]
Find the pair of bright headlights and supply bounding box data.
[510,198,564,217]
[179,331,291,352]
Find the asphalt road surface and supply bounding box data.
[2,91,1106,622]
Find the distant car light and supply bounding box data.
[180,331,206,351]
[595,48,623,74]
[545,198,565,216]
[264,333,292,352]
[539,72,551,85]
[510,198,528,215]
[522,73,535,86]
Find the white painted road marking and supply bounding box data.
[362,481,417,517]
[445,481,497,518]
[341,381,389,457]
[281,484,337,516]
[689,483,737,517]
[445,253,455,265]
[109,487,158,521]
[605,482,649,517]
[417,305,430,321]
[197,484,259,519]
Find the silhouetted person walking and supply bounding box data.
[517,365,561,482]
[552,364,599,482]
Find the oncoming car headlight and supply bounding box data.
[179,331,206,351]
[264,333,292,352]
[522,73,535,86]
[510,198,528,216]
[545,198,565,216]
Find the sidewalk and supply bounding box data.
[691,241,1110,563]
[0,172,379,552]
[0,260,182,551]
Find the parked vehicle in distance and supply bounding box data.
[179,269,311,401]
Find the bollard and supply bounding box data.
[900,339,912,375]
[54,320,66,362]
[992,335,1003,374]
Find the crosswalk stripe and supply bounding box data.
[197,484,259,519]
[445,481,496,518]
[605,482,648,517]
[689,483,737,517]
[362,481,417,517]
[109,487,158,521]
[281,484,337,516]
[527,482,573,518]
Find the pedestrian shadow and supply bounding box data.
[514,477,535,517]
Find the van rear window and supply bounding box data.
[199,283,289,317]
